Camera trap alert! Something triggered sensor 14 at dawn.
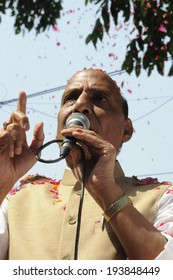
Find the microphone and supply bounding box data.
[59,112,90,158]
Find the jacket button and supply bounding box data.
[68,218,76,225]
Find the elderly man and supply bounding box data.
[0,69,173,260]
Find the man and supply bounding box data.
[0,69,173,260]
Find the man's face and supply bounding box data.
[57,69,132,151]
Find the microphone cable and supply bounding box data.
[74,146,86,260]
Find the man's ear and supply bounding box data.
[122,118,133,143]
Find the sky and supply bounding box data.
[0,1,173,186]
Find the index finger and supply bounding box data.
[9,91,30,130]
[17,91,27,114]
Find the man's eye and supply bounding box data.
[64,93,78,103]
[94,94,107,102]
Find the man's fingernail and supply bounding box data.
[9,151,14,158]
[15,147,22,155]
[23,123,30,130]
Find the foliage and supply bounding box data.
[85,0,173,77]
[0,0,173,76]
[0,0,62,34]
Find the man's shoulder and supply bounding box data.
[7,174,63,206]
[116,175,172,194]
[8,174,61,197]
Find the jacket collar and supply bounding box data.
[61,160,125,186]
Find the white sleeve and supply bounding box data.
[153,187,173,259]
[0,198,8,260]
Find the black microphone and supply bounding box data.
[59,113,90,158]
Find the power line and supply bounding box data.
[136,171,173,178]
[0,85,66,106]
[127,95,173,102]
[133,96,173,122]
[26,106,57,119]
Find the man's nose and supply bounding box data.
[72,91,92,115]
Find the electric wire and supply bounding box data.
[133,96,173,122]
[0,85,66,106]
[137,171,173,178]
[26,106,57,119]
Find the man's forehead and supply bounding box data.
[61,70,124,109]
[70,69,110,80]
[66,69,118,90]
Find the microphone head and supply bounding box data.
[65,113,90,129]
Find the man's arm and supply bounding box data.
[0,91,44,204]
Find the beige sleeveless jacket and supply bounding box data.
[7,162,170,260]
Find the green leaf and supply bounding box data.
[143,52,151,70]
[147,64,154,76]
[0,2,5,13]
[85,18,103,48]
[85,34,93,45]
[135,57,141,77]
[168,42,173,56]
[94,18,103,41]
[101,4,110,33]
[156,60,164,76]
[122,52,134,74]
[137,37,144,51]
[140,0,148,17]
[135,65,141,77]
[168,64,173,76]
[7,0,15,9]
[122,0,131,22]
[110,1,118,25]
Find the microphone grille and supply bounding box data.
[65,113,90,129]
